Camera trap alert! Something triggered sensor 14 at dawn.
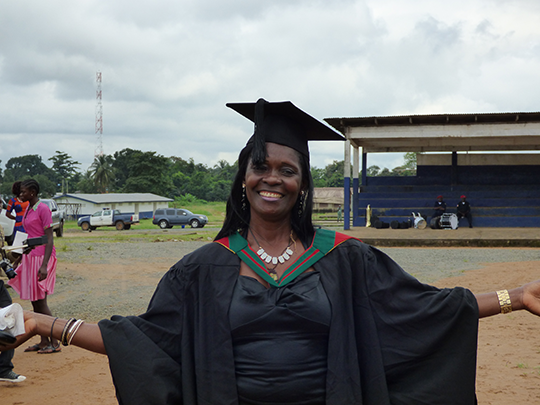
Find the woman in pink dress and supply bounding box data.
[8,179,59,353]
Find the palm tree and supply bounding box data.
[89,155,114,193]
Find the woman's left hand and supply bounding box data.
[520,280,540,316]
[477,280,540,318]
[37,264,48,281]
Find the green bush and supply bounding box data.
[173,194,207,207]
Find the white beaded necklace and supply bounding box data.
[250,229,295,266]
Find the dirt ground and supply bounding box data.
[2,249,540,404]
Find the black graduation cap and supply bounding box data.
[226,98,344,164]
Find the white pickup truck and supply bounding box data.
[77,209,139,231]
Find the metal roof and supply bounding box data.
[54,193,173,204]
[324,111,540,153]
[324,111,540,131]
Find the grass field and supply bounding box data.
[61,201,341,249]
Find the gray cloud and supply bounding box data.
[1,0,539,175]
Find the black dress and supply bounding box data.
[231,272,330,404]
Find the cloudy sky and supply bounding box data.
[1,0,539,175]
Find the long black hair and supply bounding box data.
[215,143,315,243]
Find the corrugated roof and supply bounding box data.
[325,111,540,132]
[53,193,173,204]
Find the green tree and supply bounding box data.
[310,167,326,187]
[48,151,81,193]
[169,156,196,177]
[387,153,417,176]
[112,148,139,189]
[33,174,56,198]
[183,171,212,200]
[367,165,381,176]
[76,171,99,193]
[120,151,173,196]
[171,171,190,194]
[168,157,237,201]
[0,177,12,197]
[323,160,345,187]
[211,160,237,182]
[378,167,392,176]
[206,179,232,201]
[169,156,191,175]
[403,152,417,171]
[90,155,115,193]
[4,155,52,181]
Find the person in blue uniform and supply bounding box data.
[457,195,473,228]
[4,99,540,405]
[432,195,446,218]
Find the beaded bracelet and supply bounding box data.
[496,289,512,314]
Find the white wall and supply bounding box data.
[55,197,170,217]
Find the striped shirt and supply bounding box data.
[6,197,29,233]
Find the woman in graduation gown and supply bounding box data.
[4,99,540,405]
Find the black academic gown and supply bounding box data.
[99,237,479,405]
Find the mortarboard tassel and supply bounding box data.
[251,98,268,165]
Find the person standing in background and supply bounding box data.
[6,181,29,238]
[8,179,60,354]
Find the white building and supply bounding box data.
[53,193,173,219]
[313,187,346,212]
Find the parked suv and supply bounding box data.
[41,199,66,237]
[153,208,208,229]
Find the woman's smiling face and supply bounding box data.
[244,142,304,223]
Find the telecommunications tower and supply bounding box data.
[95,71,104,157]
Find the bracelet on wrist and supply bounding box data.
[496,289,512,314]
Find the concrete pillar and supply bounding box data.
[353,145,360,226]
[344,139,351,230]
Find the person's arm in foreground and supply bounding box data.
[476,280,540,318]
[1,311,106,354]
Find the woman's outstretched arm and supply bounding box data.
[1,310,106,354]
[476,280,540,319]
